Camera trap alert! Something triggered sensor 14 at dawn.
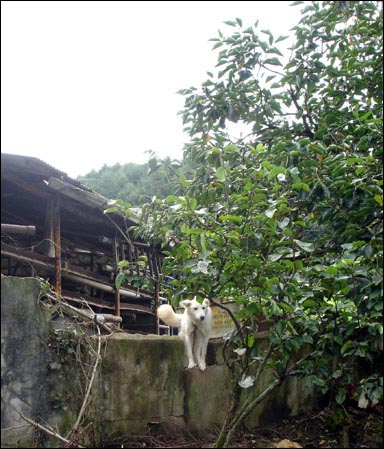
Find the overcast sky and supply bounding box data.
[1,1,302,178]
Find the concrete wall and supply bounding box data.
[1,276,317,447]
[94,333,236,441]
[1,277,51,448]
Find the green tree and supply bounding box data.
[136,2,382,447]
[78,158,182,205]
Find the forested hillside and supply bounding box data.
[77,157,183,205]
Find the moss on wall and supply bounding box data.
[94,333,186,439]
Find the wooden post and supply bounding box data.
[42,199,55,257]
[154,277,160,334]
[113,235,121,325]
[114,286,121,326]
[52,194,61,298]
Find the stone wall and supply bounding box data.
[1,276,317,447]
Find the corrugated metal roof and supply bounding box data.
[1,152,139,224]
[1,153,104,197]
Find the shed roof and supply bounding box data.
[1,153,138,225]
[1,153,93,191]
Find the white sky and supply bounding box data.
[1,1,302,178]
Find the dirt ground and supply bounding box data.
[116,403,383,448]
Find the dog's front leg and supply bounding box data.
[198,335,209,371]
[185,332,196,369]
[195,333,208,371]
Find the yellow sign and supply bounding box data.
[210,302,239,339]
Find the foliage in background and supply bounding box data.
[135,1,382,447]
[77,157,183,205]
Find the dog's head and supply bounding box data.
[180,297,211,322]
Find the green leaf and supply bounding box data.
[341,340,354,356]
[235,17,243,27]
[219,215,243,224]
[303,299,317,308]
[267,166,287,181]
[200,233,207,256]
[179,175,192,187]
[259,40,269,52]
[189,197,197,210]
[294,239,315,252]
[224,144,239,153]
[326,266,338,275]
[268,47,284,57]
[216,166,226,182]
[275,35,289,43]
[268,253,283,262]
[292,182,310,192]
[270,99,282,113]
[374,195,383,206]
[261,29,273,45]
[103,206,120,215]
[223,20,237,27]
[336,388,347,405]
[264,57,282,66]
[115,272,126,290]
[166,195,182,203]
[212,41,224,50]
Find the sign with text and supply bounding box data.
[210,302,239,339]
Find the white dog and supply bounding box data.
[158,297,212,371]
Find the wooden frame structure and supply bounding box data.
[1,153,163,333]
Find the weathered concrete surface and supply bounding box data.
[1,276,318,447]
[1,277,50,448]
[184,364,232,434]
[96,333,186,438]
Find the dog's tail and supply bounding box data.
[157,304,182,328]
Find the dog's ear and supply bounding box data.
[180,300,192,308]
[203,298,210,307]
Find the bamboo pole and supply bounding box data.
[1,224,36,235]
[63,272,152,300]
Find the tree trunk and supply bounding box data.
[214,352,310,447]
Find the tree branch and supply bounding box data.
[17,411,84,448]
[66,325,101,439]
[289,86,314,138]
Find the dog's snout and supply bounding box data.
[200,316,205,320]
